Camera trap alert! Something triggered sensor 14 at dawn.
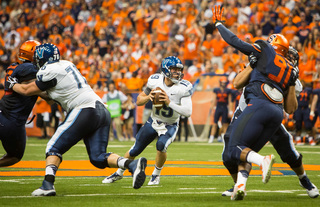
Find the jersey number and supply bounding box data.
[268,55,292,88]
[65,64,87,89]
[155,105,173,118]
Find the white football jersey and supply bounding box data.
[147,73,193,124]
[36,60,103,112]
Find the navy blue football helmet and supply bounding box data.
[161,56,184,83]
[34,43,60,69]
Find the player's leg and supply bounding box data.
[220,106,229,142]
[0,118,26,167]
[303,108,316,145]
[209,109,221,143]
[102,116,157,183]
[33,106,110,195]
[293,109,303,145]
[231,162,251,200]
[270,124,319,198]
[228,99,282,184]
[148,123,178,185]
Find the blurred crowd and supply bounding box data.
[0,0,320,143]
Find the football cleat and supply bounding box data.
[129,157,147,189]
[299,176,319,198]
[309,138,316,146]
[148,175,160,185]
[31,180,56,196]
[102,172,123,184]
[260,154,275,184]
[222,187,234,196]
[230,183,246,201]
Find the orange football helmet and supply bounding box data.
[18,40,41,62]
[267,34,289,56]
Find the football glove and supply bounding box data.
[6,76,18,89]
[287,46,299,67]
[248,53,258,69]
[212,5,225,26]
[289,66,299,86]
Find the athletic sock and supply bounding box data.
[152,165,163,176]
[117,157,132,170]
[298,171,307,179]
[45,164,58,183]
[246,151,264,166]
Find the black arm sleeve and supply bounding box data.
[144,87,151,95]
[35,78,57,91]
[216,24,257,56]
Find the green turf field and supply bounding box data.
[0,137,319,206]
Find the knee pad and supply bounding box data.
[46,152,63,162]
[90,152,112,169]
[287,153,303,169]
[156,140,166,152]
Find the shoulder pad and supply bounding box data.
[147,73,162,89]
[179,79,193,96]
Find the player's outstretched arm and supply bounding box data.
[212,5,256,56]
[12,81,43,96]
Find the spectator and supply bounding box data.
[121,93,136,141]
[102,82,128,141]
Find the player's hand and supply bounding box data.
[212,5,225,26]
[287,46,299,67]
[159,91,170,105]
[149,89,156,102]
[248,53,258,69]
[6,76,18,89]
[289,66,299,86]
[310,111,315,121]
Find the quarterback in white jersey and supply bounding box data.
[102,56,193,186]
[11,43,147,196]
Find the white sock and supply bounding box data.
[298,171,307,179]
[152,165,163,176]
[117,157,127,169]
[246,151,264,166]
[45,165,57,176]
[235,171,248,187]
[116,168,125,176]
[209,135,214,140]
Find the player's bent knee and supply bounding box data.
[156,141,166,152]
[286,154,303,169]
[90,153,111,169]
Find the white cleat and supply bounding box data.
[299,176,320,198]
[102,172,123,183]
[148,175,160,185]
[31,180,56,196]
[260,154,275,184]
[230,183,246,201]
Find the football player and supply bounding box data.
[0,40,41,167]
[212,6,299,200]
[208,76,233,143]
[294,80,314,145]
[9,43,147,196]
[102,56,193,186]
[222,51,319,200]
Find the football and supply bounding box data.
[153,87,165,110]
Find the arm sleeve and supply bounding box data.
[35,78,57,91]
[168,96,192,117]
[216,24,257,56]
[144,86,152,95]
